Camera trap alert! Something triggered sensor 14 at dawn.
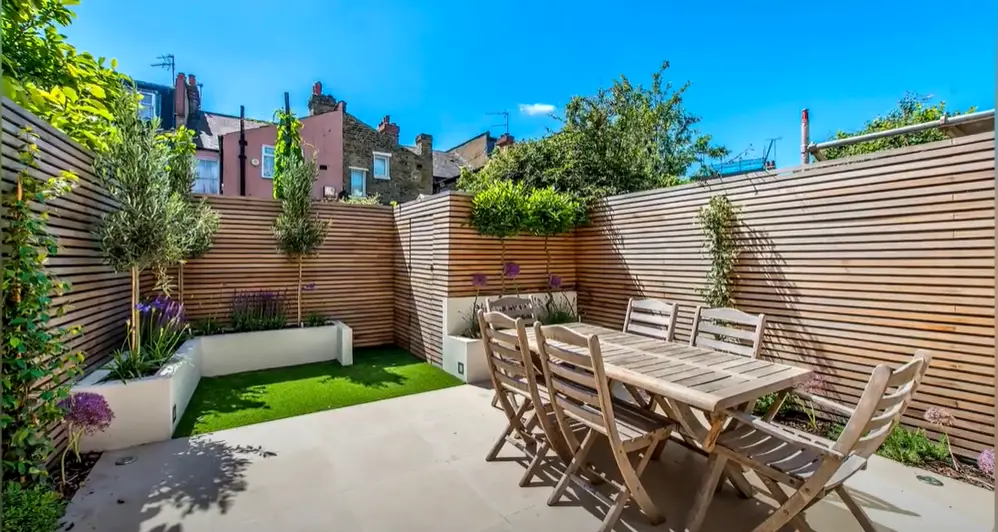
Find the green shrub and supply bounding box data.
[752,392,795,417]
[341,194,382,205]
[303,312,328,327]
[2,483,65,532]
[825,423,950,466]
[190,316,224,336]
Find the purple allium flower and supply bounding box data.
[503,262,520,279]
[471,273,488,288]
[978,449,994,477]
[923,407,955,427]
[62,392,114,436]
[549,275,563,289]
[303,283,316,291]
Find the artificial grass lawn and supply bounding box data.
[174,346,462,437]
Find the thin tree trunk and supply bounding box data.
[500,238,506,295]
[297,256,303,325]
[178,262,184,304]
[544,236,551,287]
[130,267,140,355]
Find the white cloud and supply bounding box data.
[519,103,555,116]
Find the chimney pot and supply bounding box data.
[188,74,197,86]
[377,115,400,141]
[313,81,322,95]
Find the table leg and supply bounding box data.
[702,413,726,452]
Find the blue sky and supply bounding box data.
[66,0,995,167]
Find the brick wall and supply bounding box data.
[342,114,433,203]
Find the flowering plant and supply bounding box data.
[60,393,113,487]
[541,274,578,325]
[503,261,521,296]
[108,295,189,382]
[792,374,827,430]
[923,407,959,470]
[459,274,488,339]
[978,448,994,478]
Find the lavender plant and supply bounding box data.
[229,290,287,332]
[59,393,113,488]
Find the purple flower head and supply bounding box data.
[794,374,826,395]
[503,262,520,279]
[62,392,114,436]
[978,448,994,477]
[471,273,488,288]
[923,407,955,427]
[135,302,151,313]
[549,275,563,289]
[303,283,316,291]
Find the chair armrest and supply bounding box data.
[794,390,855,416]
[724,409,845,459]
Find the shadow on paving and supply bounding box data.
[63,437,277,532]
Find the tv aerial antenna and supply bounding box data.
[486,111,509,134]
[151,54,175,81]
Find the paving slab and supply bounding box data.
[63,385,995,532]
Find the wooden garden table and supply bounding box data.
[523,322,812,520]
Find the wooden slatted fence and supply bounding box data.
[575,132,995,458]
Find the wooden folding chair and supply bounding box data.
[534,323,675,532]
[479,310,563,487]
[623,298,678,342]
[685,350,934,532]
[485,296,539,409]
[486,295,538,321]
[689,306,766,359]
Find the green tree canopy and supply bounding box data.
[2,0,130,153]
[822,93,975,160]
[458,61,727,205]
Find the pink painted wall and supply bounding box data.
[220,109,343,198]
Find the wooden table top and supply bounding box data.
[523,322,812,413]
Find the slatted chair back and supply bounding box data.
[689,306,766,358]
[623,298,678,342]
[832,350,933,459]
[477,310,541,406]
[486,296,538,322]
[532,323,626,451]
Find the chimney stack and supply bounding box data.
[415,133,432,156]
[378,115,400,142]
[496,132,515,149]
[308,81,339,116]
[187,74,201,118]
[174,73,188,128]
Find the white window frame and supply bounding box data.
[349,166,368,197]
[138,89,158,121]
[373,152,392,180]
[261,145,275,179]
[193,157,220,194]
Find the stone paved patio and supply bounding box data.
[63,384,994,531]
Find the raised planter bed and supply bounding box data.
[72,321,353,451]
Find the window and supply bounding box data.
[138,90,157,121]
[261,145,275,179]
[373,152,391,180]
[194,158,220,194]
[349,168,367,197]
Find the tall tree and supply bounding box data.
[273,157,328,324]
[2,0,129,153]
[822,93,975,160]
[272,108,304,199]
[459,61,727,204]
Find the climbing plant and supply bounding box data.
[1,128,83,487]
[468,179,529,293]
[272,108,303,200]
[695,195,738,308]
[273,156,329,324]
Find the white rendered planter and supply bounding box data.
[442,335,489,384]
[199,321,353,377]
[72,321,354,451]
[73,339,202,452]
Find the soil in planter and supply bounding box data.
[59,451,102,501]
[774,412,994,491]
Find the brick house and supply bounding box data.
[216,82,433,203]
[431,131,514,193]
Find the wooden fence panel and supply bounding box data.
[576,132,995,458]
[176,196,396,347]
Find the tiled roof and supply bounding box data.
[432,150,468,179]
[192,112,271,151]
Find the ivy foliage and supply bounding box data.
[2,0,129,153]
[822,93,975,160]
[459,61,727,205]
[272,109,304,200]
[696,195,738,308]
[1,128,83,486]
[273,156,329,257]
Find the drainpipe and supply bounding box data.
[239,105,246,196]
[217,135,224,194]
[800,108,810,165]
